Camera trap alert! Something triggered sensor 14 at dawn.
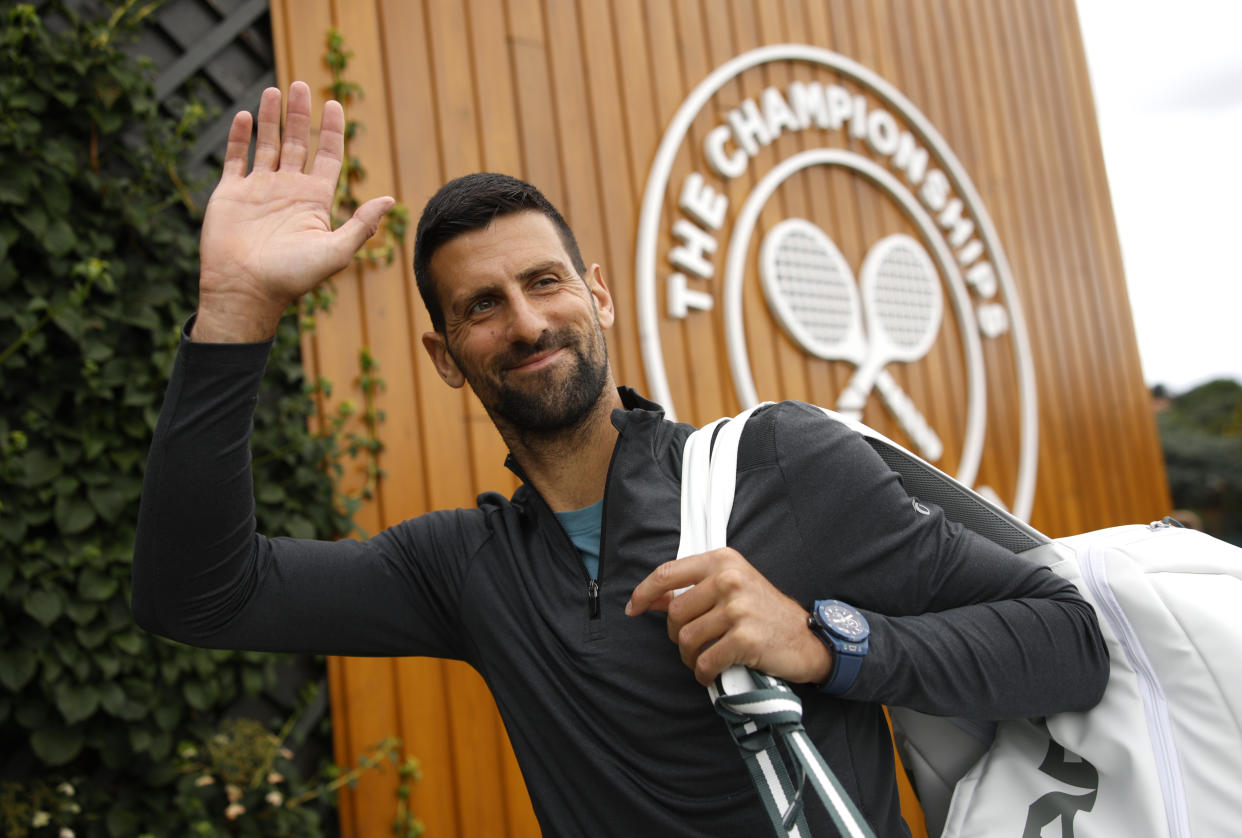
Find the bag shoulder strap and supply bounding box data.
[679,405,876,838]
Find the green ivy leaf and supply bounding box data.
[54,637,84,670]
[98,680,126,715]
[54,681,100,724]
[285,515,315,539]
[64,599,98,624]
[42,655,63,683]
[16,202,48,238]
[146,730,172,760]
[42,137,78,172]
[112,631,143,656]
[78,565,118,601]
[129,725,152,753]
[24,587,64,626]
[153,702,180,731]
[31,723,85,765]
[75,621,110,649]
[114,696,149,722]
[53,474,80,497]
[0,647,38,691]
[94,652,120,680]
[53,304,86,341]
[82,428,107,460]
[88,482,129,521]
[182,680,211,711]
[242,666,264,695]
[15,446,62,486]
[54,494,96,534]
[42,176,72,217]
[257,483,287,504]
[0,167,32,204]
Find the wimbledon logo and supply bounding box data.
[635,44,1039,519]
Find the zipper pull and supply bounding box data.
[587,579,601,619]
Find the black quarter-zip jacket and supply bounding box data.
[132,326,1108,837]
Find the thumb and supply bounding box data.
[333,195,397,257]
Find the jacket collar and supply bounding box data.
[503,386,667,483]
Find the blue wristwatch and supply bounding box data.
[809,599,870,696]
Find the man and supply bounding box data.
[132,83,1108,836]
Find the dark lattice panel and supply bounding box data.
[40,0,276,204]
[138,0,273,167]
[132,0,275,202]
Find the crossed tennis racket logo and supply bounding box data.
[760,219,945,462]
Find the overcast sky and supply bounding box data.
[1074,0,1242,393]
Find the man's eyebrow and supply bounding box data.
[515,260,570,282]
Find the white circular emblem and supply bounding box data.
[635,44,1039,519]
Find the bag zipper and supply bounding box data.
[1079,537,1190,838]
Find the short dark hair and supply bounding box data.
[413,172,586,332]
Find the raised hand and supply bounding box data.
[193,82,395,342]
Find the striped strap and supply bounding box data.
[679,408,876,838]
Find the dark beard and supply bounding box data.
[456,325,611,434]
[495,337,609,433]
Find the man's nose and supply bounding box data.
[505,294,549,344]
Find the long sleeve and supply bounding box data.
[131,323,474,658]
[736,401,1109,720]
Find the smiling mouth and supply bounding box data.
[505,346,565,373]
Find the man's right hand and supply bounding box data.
[192,81,395,343]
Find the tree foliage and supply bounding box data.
[1157,378,1242,545]
[0,3,376,833]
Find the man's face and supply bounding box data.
[421,211,615,434]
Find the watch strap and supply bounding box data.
[821,646,864,696]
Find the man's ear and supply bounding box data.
[586,264,615,329]
[421,331,466,388]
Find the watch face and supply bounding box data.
[819,602,868,642]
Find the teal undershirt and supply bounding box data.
[554,500,603,580]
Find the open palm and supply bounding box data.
[195,82,393,341]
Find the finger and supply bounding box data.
[309,99,346,183]
[693,632,746,685]
[253,87,283,171]
[663,578,717,640]
[221,110,254,179]
[638,592,674,615]
[279,81,312,173]
[672,603,732,664]
[626,555,712,616]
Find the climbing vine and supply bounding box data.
[0,4,408,835]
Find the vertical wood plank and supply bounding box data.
[371,0,474,827]
[420,5,522,837]
[575,0,646,392]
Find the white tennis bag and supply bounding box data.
[686,405,1242,838]
[936,523,1242,838]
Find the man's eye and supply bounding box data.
[468,299,495,315]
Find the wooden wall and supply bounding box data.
[266,1,1171,835]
